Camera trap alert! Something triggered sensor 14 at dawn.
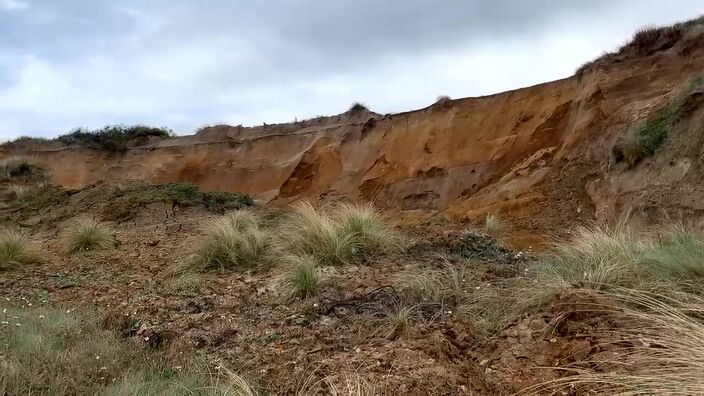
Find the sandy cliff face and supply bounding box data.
[5,34,704,233]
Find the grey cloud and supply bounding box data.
[0,1,702,139]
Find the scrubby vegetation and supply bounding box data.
[56,125,174,153]
[401,260,537,339]
[67,218,116,253]
[348,102,369,114]
[612,75,704,165]
[577,15,704,76]
[0,307,257,395]
[0,230,38,270]
[101,182,254,222]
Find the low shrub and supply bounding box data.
[204,191,254,211]
[163,182,202,203]
[348,102,369,113]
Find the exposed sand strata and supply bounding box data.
[3,36,704,234]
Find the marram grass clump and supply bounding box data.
[537,225,704,296]
[283,254,320,300]
[191,210,270,271]
[484,213,508,238]
[67,218,116,253]
[0,229,38,270]
[279,201,400,266]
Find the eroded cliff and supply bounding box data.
[4,22,704,233]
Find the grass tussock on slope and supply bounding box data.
[67,218,116,253]
[191,210,270,271]
[0,230,38,270]
[279,201,401,266]
[0,307,258,396]
[538,225,704,295]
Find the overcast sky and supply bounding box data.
[0,0,702,139]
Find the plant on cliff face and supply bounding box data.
[612,75,704,165]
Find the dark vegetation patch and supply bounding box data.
[348,102,369,114]
[2,181,253,224]
[408,231,527,273]
[577,16,704,77]
[101,182,254,222]
[0,157,50,183]
[56,125,174,153]
[612,76,704,166]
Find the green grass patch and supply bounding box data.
[613,76,704,165]
[0,307,258,395]
[538,225,704,296]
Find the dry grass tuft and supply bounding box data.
[191,210,270,271]
[8,184,27,200]
[326,373,377,396]
[384,303,417,339]
[527,289,704,395]
[283,254,320,300]
[67,217,116,253]
[401,259,544,339]
[0,156,48,182]
[333,201,400,255]
[539,225,645,291]
[0,229,38,270]
[484,214,508,238]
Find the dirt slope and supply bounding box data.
[4,21,704,233]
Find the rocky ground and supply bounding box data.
[0,180,621,395]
